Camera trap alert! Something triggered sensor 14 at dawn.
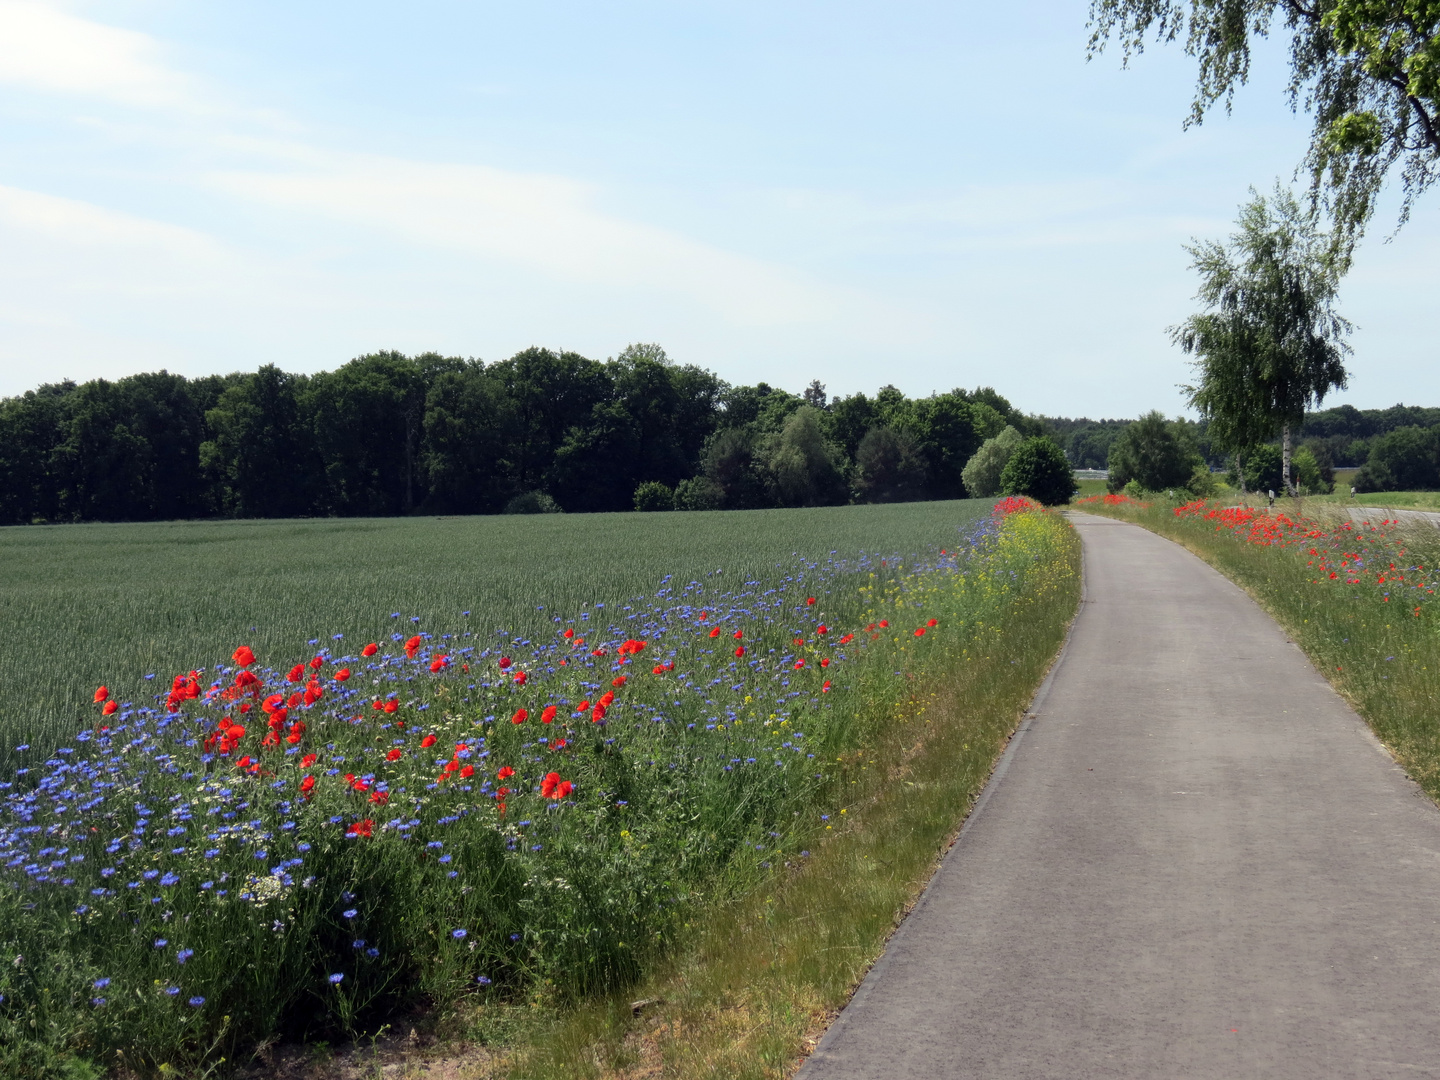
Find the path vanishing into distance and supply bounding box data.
[801,512,1440,1079]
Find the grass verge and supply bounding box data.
[488,509,1082,1079]
[1072,495,1440,803]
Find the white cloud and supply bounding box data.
[0,1,194,107]
[0,183,218,256]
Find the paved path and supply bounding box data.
[801,512,1440,1079]
[1348,505,1440,529]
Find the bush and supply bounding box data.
[673,476,722,511]
[999,437,1077,506]
[1292,447,1332,495]
[502,490,563,514]
[854,427,926,503]
[960,426,1024,498]
[633,481,674,512]
[1186,465,1219,498]
[1106,411,1200,493]
[1225,444,1283,494]
[1354,426,1440,493]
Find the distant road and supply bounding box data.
[801,512,1440,1079]
[1348,505,1440,529]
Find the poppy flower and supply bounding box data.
[541,705,557,724]
[927,618,938,627]
[288,692,303,708]
[735,646,745,657]
[262,694,284,713]
[914,628,925,637]
[699,611,708,621]
[514,671,527,686]
[362,643,379,657]
[540,772,562,798]
[512,708,528,725]
[271,707,288,725]
[816,625,828,635]
[309,656,324,670]
[383,700,399,714]
[335,668,351,681]
[301,753,318,767]
[429,656,448,673]
[287,665,305,684]
[369,790,389,805]
[346,819,374,838]
[232,646,256,668]
[459,765,474,779]
[552,738,567,750]
[733,630,743,639]
[497,766,515,780]
[612,675,627,688]
[226,724,246,741]
[498,656,512,669]
[599,691,615,707]
[822,680,831,693]
[878,620,889,628]
[385,748,402,762]
[820,658,830,668]
[443,760,458,774]
[653,664,666,675]
[557,780,573,798]
[421,734,437,748]
[806,597,816,605]
[794,660,805,670]
[102,700,118,716]
[709,627,721,638]
[300,775,316,796]
[236,756,253,768]
[592,704,607,723]
[563,628,575,639]
[575,699,591,712]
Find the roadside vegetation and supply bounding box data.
[0,500,1080,1078]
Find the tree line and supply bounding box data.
[0,345,1060,524]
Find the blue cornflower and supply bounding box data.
[476,975,492,985]
[352,939,366,949]
[154,938,168,948]
[177,949,194,964]
[188,996,205,1007]
[160,872,180,887]
[343,908,358,919]
[164,986,180,996]
[451,928,467,939]
[93,977,110,989]
[328,973,344,984]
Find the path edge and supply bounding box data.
[800,514,1090,1071]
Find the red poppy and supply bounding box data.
[285,732,302,745]
[599,691,615,707]
[699,611,708,621]
[927,618,938,627]
[563,628,575,638]
[820,658,830,668]
[734,629,744,640]
[612,675,627,688]
[421,734,437,748]
[914,628,925,636]
[369,790,389,805]
[541,705,557,724]
[459,764,474,779]
[735,646,745,657]
[362,643,379,657]
[271,707,288,725]
[443,760,458,774]
[512,708,528,724]
[386,748,402,762]
[498,656,512,669]
[878,620,889,628]
[429,656,448,673]
[552,738,568,750]
[335,668,351,681]
[592,704,607,723]
[839,634,854,645]
[232,646,256,668]
[226,724,246,741]
[287,691,303,708]
[709,627,721,638]
[301,753,318,767]
[300,775,316,796]
[383,699,399,714]
[307,656,322,670]
[540,771,562,798]
[514,671,528,685]
[346,819,374,838]
[575,699,591,712]
[497,766,515,780]
[806,597,816,605]
[287,664,305,684]
[236,756,253,768]
[816,625,828,635]
[794,660,805,670]
[822,680,831,693]
[102,700,118,716]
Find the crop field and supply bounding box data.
[0,501,987,765]
[0,498,1086,1077]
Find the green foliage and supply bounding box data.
[762,407,849,508]
[1292,446,1332,494]
[854,427,926,503]
[1186,464,1220,498]
[961,426,1025,499]
[633,481,674,512]
[503,491,564,514]
[1106,411,1201,493]
[1226,443,1284,493]
[1089,0,1440,244]
[1354,426,1440,492]
[999,437,1077,506]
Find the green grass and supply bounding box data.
[1076,497,1440,801]
[1294,488,1440,510]
[0,502,987,763]
[4,500,1085,1078]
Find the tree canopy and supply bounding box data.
[1088,0,1440,245]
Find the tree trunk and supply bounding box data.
[1234,451,1245,495]
[1282,424,1296,497]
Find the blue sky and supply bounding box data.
[0,0,1434,417]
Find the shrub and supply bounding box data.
[960,426,1024,498]
[1186,465,1220,498]
[1354,426,1440,493]
[672,477,722,511]
[1225,444,1283,494]
[502,491,564,514]
[999,437,1076,506]
[1292,447,1332,495]
[1106,411,1199,493]
[633,482,674,512]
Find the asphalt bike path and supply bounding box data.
[800,512,1440,1079]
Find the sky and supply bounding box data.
[0,0,1434,418]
